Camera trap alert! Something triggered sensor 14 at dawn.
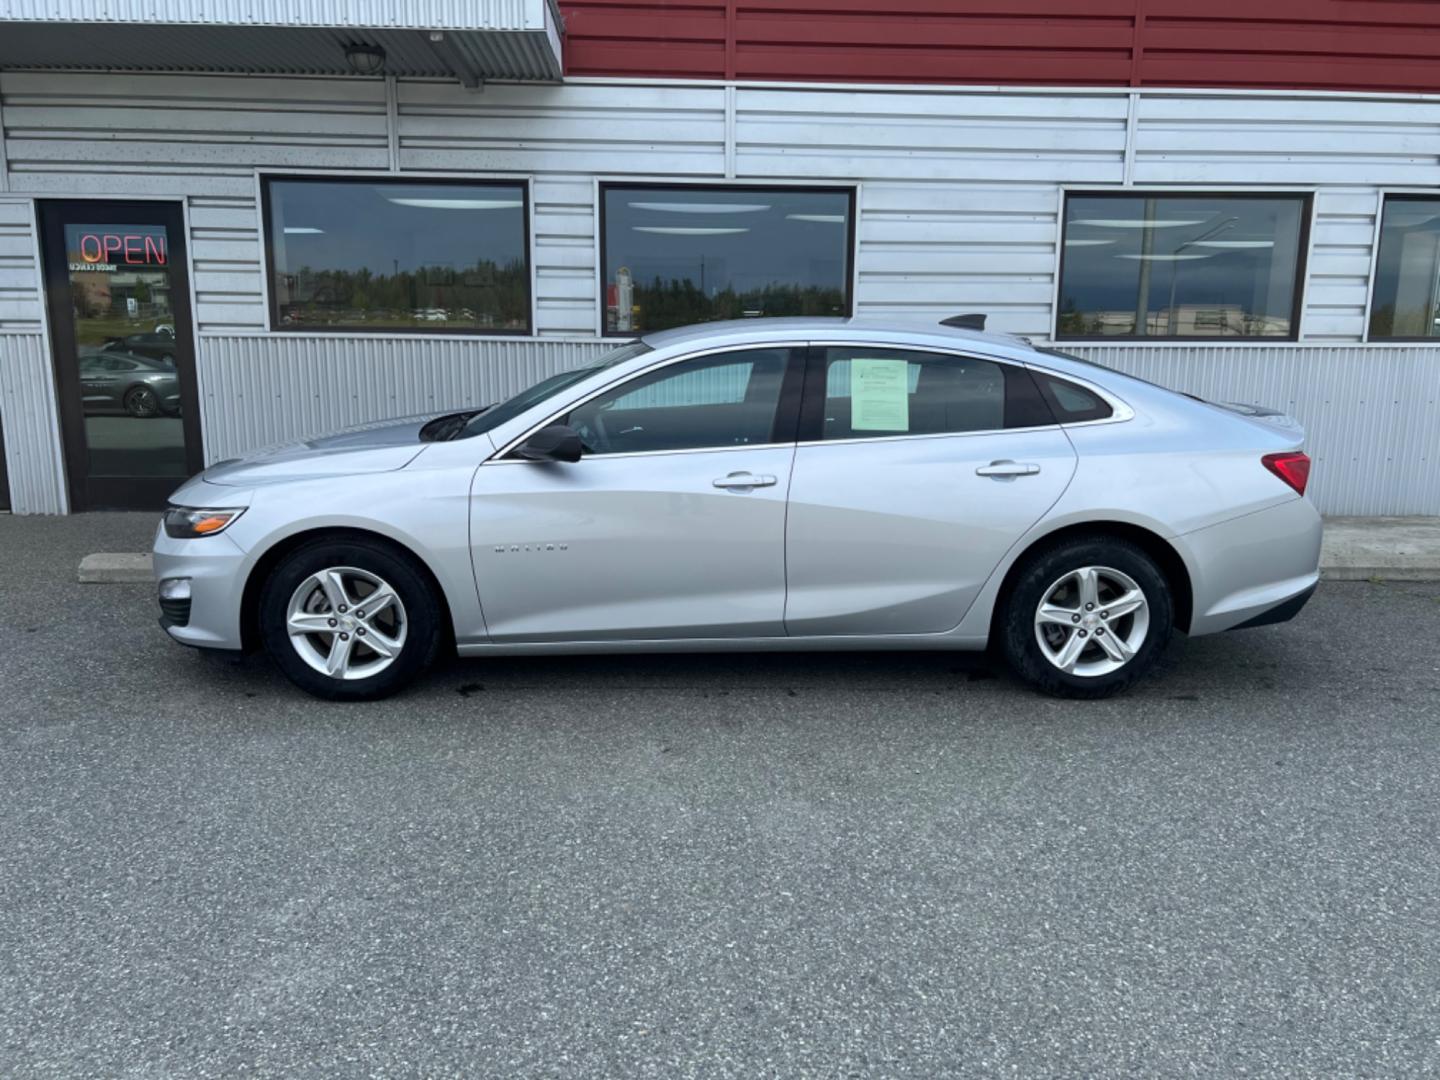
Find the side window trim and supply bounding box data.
[490,343,808,463]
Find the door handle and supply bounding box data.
[713,471,777,489]
[975,460,1041,478]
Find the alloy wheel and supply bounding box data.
[1033,565,1150,678]
[285,566,408,681]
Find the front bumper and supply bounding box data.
[153,520,249,651]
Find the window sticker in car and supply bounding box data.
[850,358,910,431]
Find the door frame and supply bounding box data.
[37,199,203,511]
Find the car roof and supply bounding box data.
[640,316,1035,356]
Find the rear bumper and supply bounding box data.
[1180,497,1323,636]
[1228,580,1317,630]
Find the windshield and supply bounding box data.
[459,340,652,438]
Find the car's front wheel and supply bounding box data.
[258,537,444,700]
[999,535,1173,699]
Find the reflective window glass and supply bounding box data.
[601,186,853,334]
[1058,194,1308,339]
[1369,196,1440,339]
[265,178,530,333]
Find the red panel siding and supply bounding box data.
[557,0,1440,93]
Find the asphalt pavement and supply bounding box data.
[3,513,1439,1078]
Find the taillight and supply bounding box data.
[1262,451,1310,496]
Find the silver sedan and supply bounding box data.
[153,318,1322,700]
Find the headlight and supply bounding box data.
[163,506,245,539]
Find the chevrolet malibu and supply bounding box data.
[153,318,1321,700]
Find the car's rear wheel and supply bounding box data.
[999,535,1173,699]
[124,385,160,418]
[258,537,443,700]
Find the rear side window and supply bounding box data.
[812,347,1054,440]
[1032,372,1113,423]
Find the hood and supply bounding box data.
[204,414,435,486]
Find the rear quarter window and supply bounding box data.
[1033,372,1113,423]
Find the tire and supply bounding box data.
[258,537,444,701]
[123,385,160,418]
[998,535,1174,699]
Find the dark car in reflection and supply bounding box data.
[78,348,181,418]
[101,329,177,366]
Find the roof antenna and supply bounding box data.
[940,313,986,331]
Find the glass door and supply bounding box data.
[39,201,202,510]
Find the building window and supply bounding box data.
[263,177,530,334]
[600,184,854,335]
[1369,196,1440,340]
[1056,193,1309,340]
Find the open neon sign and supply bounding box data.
[76,232,168,266]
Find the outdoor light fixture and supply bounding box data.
[344,44,387,76]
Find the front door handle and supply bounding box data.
[713,471,777,490]
[976,460,1041,478]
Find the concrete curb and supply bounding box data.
[1319,516,1440,583]
[79,552,153,584]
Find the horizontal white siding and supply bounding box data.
[0,332,66,513]
[0,198,42,331]
[1067,344,1440,517]
[1131,95,1440,187]
[1,71,390,332]
[396,80,727,337]
[198,334,610,460]
[733,89,1128,339]
[1304,188,1380,343]
[854,182,1060,338]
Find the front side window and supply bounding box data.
[263,177,530,334]
[601,185,853,335]
[1057,193,1308,339]
[813,347,1050,440]
[1369,196,1440,339]
[566,348,795,455]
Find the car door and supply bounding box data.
[784,343,1078,636]
[470,346,804,642]
[78,354,129,413]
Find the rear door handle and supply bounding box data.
[976,460,1040,478]
[713,471,777,489]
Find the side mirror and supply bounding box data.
[514,424,583,463]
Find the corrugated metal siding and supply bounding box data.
[198,334,610,460]
[559,0,1440,95]
[0,332,66,514]
[0,198,42,331]
[1066,344,1440,516]
[2,0,552,31]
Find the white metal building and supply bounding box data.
[1,0,1438,514]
